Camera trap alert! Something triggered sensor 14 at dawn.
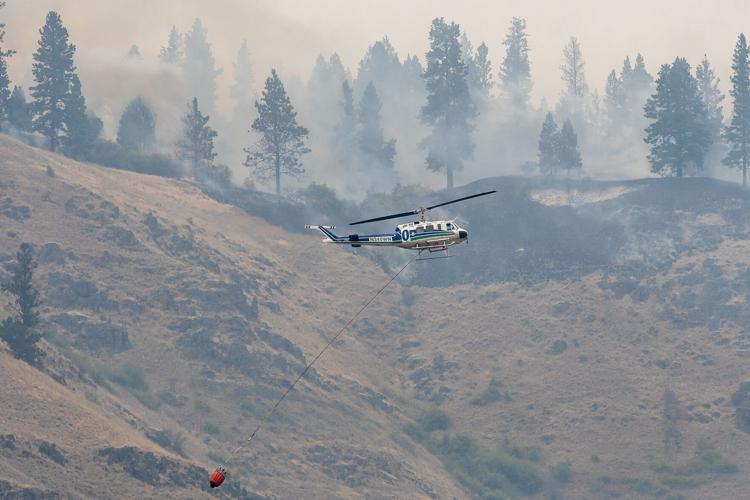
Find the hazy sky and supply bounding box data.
[3,0,748,119]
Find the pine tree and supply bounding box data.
[604,69,626,116]
[308,53,350,135]
[724,33,750,188]
[159,25,182,65]
[30,11,79,152]
[177,97,217,174]
[561,37,587,98]
[230,39,253,124]
[622,53,654,115]
[127,45,141,60]
[629,54,653,94]
[462,33,493,99]
[182,19,222,117]
[333,80,357,165]
[473,43,493,94]
[0,0,12,126]
[356,37,401,96]
[538,112,559,174]
[117,96,156,153]
[62,74,101,158]
[644,57,711,177]
[0,50,9,126]
[460,32,474,69]
[558,119,583,175]
[621,56,633,85]
[402,54,424,94]
[695,55,725,147]
[7,86,32,131]
[0,243,43,366]
[244,70,310,195]
[420,18,476,190]
[463,34,492,98]
[499,17,532,107]
[357,82,396,171]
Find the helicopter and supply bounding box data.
[306,190,496,259]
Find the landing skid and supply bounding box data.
[416,247,452,261]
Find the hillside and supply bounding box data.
[2,133,750,499]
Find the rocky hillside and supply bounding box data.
[2,133,750,499]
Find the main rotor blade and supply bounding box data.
[349,210,419,226]
[426,190,497,211]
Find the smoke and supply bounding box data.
[3,1,750,191]
[75,48,188,149]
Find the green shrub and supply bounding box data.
[149,429,186,456]
[418,409,451,432]
[157,391,186,407]
[68,351,112,389]
[661,477,702,489]
[194,400,213,416]
[202,422,220,435]
[471,386,503,406]
[651,448,738,479]
[594,476,667,497]
[132,389,161,410]
[110,364,148,392]
[404,423,426,444]
[551,462,573,484]
[82,140,182,178]
[504,442,541,463]
[434,435,545,496]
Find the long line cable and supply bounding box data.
[228,255,416,460]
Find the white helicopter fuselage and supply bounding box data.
[306,220,468,252]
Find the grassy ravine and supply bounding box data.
[593,444,738,499]
[404,410,568,499]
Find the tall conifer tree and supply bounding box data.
[177,97,217,173]
[558,119,583,175]
[333,80,357,165]
[499,17,531,107]
[62,74,101,158]
[357,82,396,171]
[182,19,221,117]
[117,97,156,153]
[230,39,254,125]
[0,0,12,126]
[644,58,711,177]
[538,112,559,174]
[420,18,476,190]
[244,70,310,195]
[696,56,724,141]
[0,243,43,366]
[724,34,750,187]
[561,37,587,98]
[159,26,182,65]
[7,86,32,131]
[30,11,80,152]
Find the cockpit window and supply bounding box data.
[446,223,453,230]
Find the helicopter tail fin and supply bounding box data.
[305,225,343,242]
